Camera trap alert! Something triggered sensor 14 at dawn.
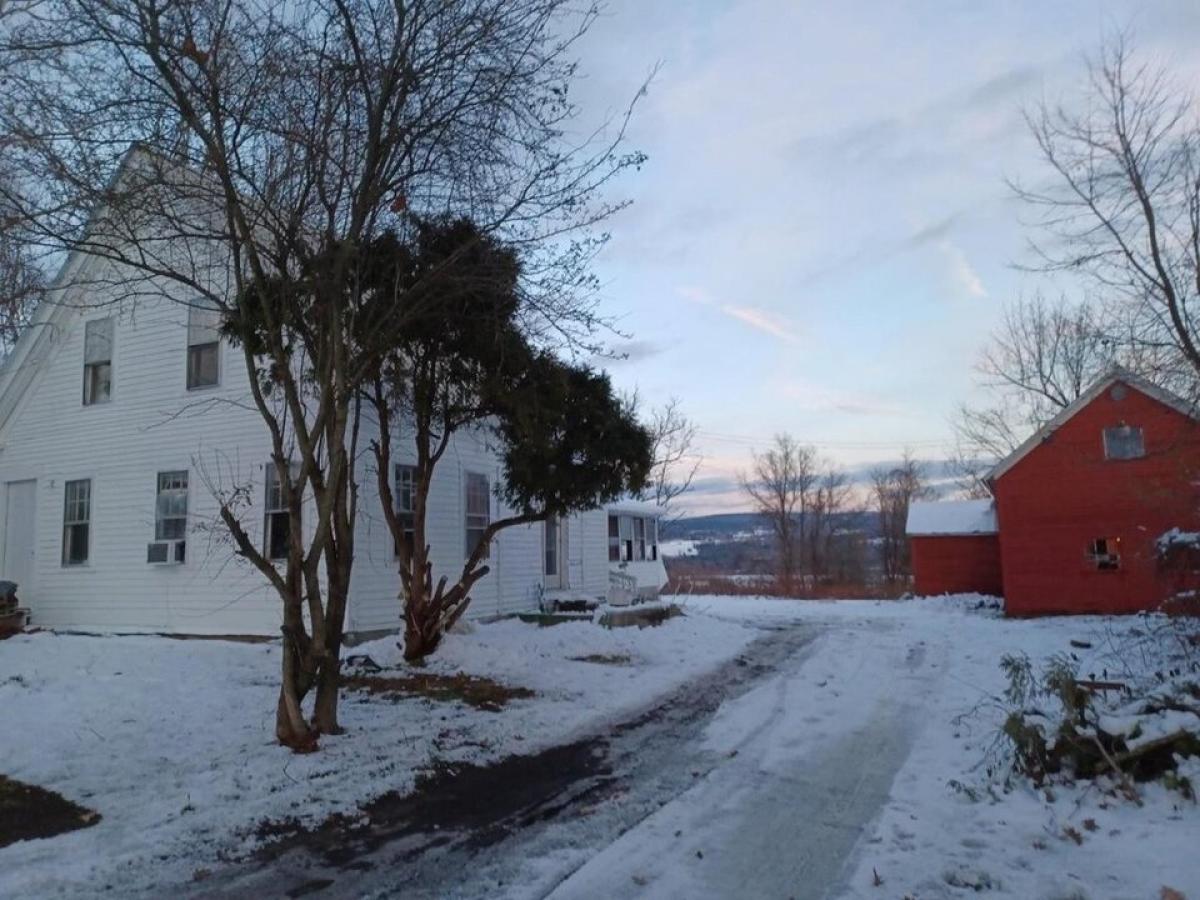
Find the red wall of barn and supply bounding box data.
[911,535,1003,597]
[993,383,1200,616]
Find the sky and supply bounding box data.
[565,0,1200,514]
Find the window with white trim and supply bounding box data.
[465,472,490,559]
[394,464,416,557]
[155,471,189,540]
[62,479,91,565]
[634,517,646,561]
[607,515,620,562]
[648,517,658,561]
[265,462,300,561]
[187,301,221,389]
[83,318,113,405]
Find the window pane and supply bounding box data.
[188,302,222,346]
[84,362,112,405]
[62,480,91,565]
[1103,426,1145,460]
[187,343,219,389]
[395,465,416,514]
[84,318,113,364]
[155,471,189,542]
[267,511,290,560]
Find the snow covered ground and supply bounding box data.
[2,596,1197,899]
[0,605,761,898]
[541,597,1200,900]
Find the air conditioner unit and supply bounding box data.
[147,540,186,565]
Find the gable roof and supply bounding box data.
[906,498,997,536]
[985,367,1200,485]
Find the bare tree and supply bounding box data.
[1,0,644,748]
[806,463,852,582]
[0,225,42,351]
[1014,32,1200,391]
[740,434,817,593]
[950,295,1116,493]
[644,397,701,520]
[871,450,931,585]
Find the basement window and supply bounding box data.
[1103,425,1144,460]
[1087,537,1121,571]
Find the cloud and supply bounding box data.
[937,241,987,299]
[678,286,802,346]
[719,305,802,345]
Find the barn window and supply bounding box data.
[1103,425,1144,460]
[607,515,620,562]
[464,472,490,560]
[187,301,221,389]
[393,464,416,557]
[82,318,113,405]
[62,479,91,565]
[1087,537,1121,571]
[264,461,300,561]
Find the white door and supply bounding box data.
[3,480,37,595]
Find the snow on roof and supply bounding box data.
[605,499,666,517]
[906,499,997,536]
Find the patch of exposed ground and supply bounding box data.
[0,775,100,847]
[568,653,633,666]
[340,671,534,711]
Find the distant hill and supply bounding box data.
[665,510,879,541]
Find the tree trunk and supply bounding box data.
[275,634,318,752]
[312,590,347,735]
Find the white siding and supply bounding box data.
[0,277,281,634]
[0,254,610,636]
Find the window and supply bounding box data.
[155,471,189,540]
[634,517,646,561]
[62,479,91,565]
[544,516,559,576]
[619,515,633,562]
[608,515,620,562]
[264,462,300,561]
[187,301,221,389]
[1088,537,1121,571]
[648,517,658,561]
[465,472,490,559]
[394,464,416,557]
[83,318,113,405]
[1103,425,1144,460]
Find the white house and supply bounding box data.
[0,234,617,638]
[605,500,669,603]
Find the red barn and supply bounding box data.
[907,499,1002,597]
[909,369,1200,615]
